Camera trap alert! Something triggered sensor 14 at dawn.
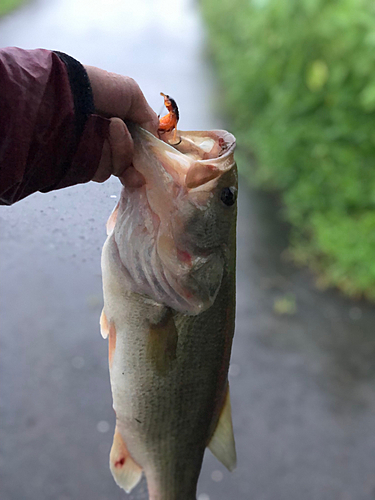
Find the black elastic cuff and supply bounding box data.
[53,51,95,138]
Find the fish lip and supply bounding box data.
[200,129,236,159]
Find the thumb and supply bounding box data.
[108,117,134,177]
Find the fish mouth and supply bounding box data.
[127,123,236,191]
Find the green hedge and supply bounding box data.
[202,0,375,300]
[0,0,27,17]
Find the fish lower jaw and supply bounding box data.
[126,284,212,316]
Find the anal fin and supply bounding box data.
[208,386,237,471]
[110,426,143,493]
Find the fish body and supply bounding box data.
[101,125,237,500]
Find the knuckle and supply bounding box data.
[125,76,141,96]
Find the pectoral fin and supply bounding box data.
[110,426,143,493]
[100,311,117,367]
[147,308,177,375]
[100,309,109,339]
[208,387,237,471]
[106,202,119,235]
[108,321,117,369]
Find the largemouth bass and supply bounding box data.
[100,124,237,500]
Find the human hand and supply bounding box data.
[84,66,158,183]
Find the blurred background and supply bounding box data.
[1,0,375,499]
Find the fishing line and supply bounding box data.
[157,103,165,119]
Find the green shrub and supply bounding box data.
[202,0,375,300]
[0,0,27,17]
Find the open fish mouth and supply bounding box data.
[127,124,236,191]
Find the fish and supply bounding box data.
[100,123,238,500]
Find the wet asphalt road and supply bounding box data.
[1,1,375,499]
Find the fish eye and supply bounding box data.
[220,186,237,207]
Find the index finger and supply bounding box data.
[84,66,159,136]
[120,77,159,136]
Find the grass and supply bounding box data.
[0,0,27,17]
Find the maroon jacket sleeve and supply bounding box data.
[0,47,110,205]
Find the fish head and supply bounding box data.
[114,125,237,315]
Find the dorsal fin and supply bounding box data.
[110,426,143,493]
[208,386,237,471]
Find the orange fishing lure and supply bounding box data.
[158,92,179,142]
